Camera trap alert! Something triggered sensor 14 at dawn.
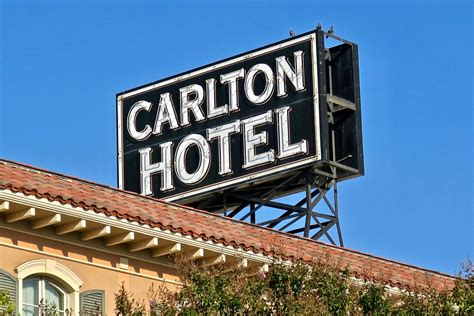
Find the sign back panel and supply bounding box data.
[117,33,323,202]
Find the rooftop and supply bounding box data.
[0,159,456,290]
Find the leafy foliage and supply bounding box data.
[452,259,474,315]
[358,283,391,315]
[0,290,15,315]
[114,282,145,316]
[116,257,474,315]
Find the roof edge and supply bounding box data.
[0,158,458,281]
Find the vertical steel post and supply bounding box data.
[304,173,313,238]
[223,192,227,217]
[334,181,344,246]
[250,202,256,224]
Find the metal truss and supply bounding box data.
[196,168,344,246]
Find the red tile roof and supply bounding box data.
[0,159,456,291]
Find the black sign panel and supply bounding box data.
[117,32,325,201]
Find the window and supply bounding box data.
[22,277,68,316]
[16,259,83,314]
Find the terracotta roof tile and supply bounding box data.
[0,159,456,290]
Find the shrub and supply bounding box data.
[115,257,474,315]
[0,290,15,315]
[358,283,392,315]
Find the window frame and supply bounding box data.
[22,276,69,315]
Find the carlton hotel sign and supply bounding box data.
[117,32,326,201]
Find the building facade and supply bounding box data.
[0,159,455,315]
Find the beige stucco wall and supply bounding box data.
[0,227,180,315]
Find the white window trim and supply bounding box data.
[16,259,83,316]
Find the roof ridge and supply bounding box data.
[0,158,457,280]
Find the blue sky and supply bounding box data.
[1,0,472,275]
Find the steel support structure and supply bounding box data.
[190,31,363,247]
[196,166,345,246]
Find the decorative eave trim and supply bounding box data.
[0,189,272,266]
